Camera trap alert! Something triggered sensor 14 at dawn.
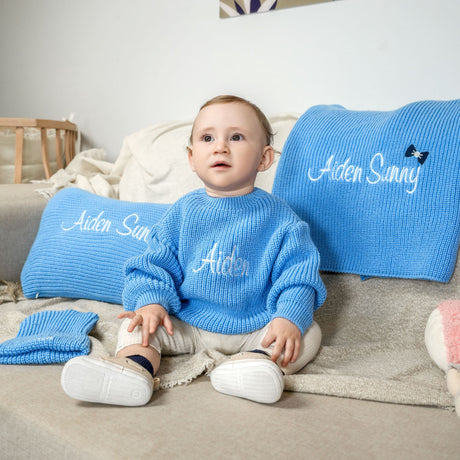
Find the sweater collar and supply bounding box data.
[195,187,266,210]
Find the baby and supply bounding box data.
[61,95,326,405]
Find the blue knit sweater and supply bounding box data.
[123,188,326,335]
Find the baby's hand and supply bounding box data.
[261,317,301,367]
[118,304,173,347]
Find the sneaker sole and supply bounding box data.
[61,356,153,406]
[210,358,284,404]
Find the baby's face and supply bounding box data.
[188,102,273,197]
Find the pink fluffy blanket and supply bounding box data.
[438,300,460,366]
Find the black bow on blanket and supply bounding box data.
[405,144,429,165]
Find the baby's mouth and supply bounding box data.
[211,161,231,169]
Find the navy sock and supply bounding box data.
[250,349,270,357]
[127,354,154,377]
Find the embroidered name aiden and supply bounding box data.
[61,210,151,243]
[307,153,422,194]
[193,243,249,277]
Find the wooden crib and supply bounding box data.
[0,118,78,183]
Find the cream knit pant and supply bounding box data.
[116,317,321,375]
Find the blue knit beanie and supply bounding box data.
[0,309,99,364]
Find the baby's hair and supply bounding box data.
[189,95,274,146]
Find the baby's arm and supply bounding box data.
[261,317,301,367]
[118,304,174,346]
[264,221,326,366]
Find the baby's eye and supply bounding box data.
[202,135,213,142]
[230,134,243,141]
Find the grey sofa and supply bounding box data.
[2,104,460,458]
[1,182,459,460]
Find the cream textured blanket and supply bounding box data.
[0,263,456,409]
[33,149,123,200]
[0,295,226,388]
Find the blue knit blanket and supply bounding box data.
[272,100,460,282]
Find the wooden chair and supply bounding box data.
[0,118,78,184]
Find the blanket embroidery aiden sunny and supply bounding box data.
[272,99,460,282]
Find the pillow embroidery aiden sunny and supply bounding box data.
[272,99,460,283]
[21,188,170,304]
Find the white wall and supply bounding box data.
[1,0,459,161]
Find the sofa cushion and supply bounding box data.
[272,99,460,282]
[21,188,169,304]
[0,184,48,281]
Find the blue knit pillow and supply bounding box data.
[21,188,170,304]
[273,100,460,282]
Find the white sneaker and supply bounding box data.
[210,352,284,404]
[61,356,159,406]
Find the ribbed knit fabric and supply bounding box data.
[21,188,169,304]
[272,100,460,282]
[123,188,326,335]
[0,309,99,364]
[127,354,154,376]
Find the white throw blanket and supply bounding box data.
[33,148,124,199]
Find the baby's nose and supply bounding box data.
[214,139,229,153]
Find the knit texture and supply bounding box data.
[21,188,169,304]
[0,309,99,364]
[123,188,326,335]
[272,100,460,282]
[438,300,460,366]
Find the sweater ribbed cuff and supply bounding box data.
[274,286,315,334]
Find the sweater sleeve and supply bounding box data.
[122,213,183,314]
[267,221,326,334]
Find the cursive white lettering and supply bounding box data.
[308,155,362,183]
[116,213,151,243]
[367,153,420,194]
[308,153,421,194]
[193,243,249,277]
[61,210,111,233]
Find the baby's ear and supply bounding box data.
[258,145,275,172]
[187,146,196,172]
